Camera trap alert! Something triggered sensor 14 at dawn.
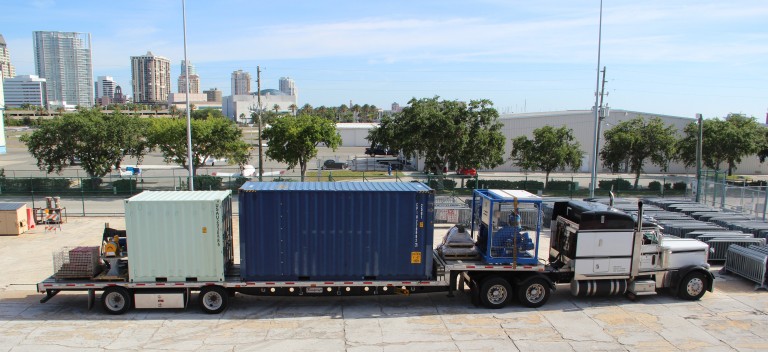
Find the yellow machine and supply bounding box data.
[102,235,122,257]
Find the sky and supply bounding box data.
[1,0,766,120]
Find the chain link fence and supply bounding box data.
[695,170,768,220]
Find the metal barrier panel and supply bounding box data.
[724,245,768,287]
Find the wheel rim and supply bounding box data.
[525,283,545,304]
[686,278,704,297]
[105,292,125,311]
[486,284,508,305]
[203,291,223,310]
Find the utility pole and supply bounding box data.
[257,66,263,182]
[589,0,604,198]
[594,66,608,172]
[695,113,703,202]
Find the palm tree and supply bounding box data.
[273,104,280,114]
[289,104,298,116]
[169,105,179,118]
[56,106,65,116]
[352,104,361,122]
[300,103,313,115]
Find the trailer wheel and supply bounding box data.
[101,287,132,315]
[517,278,550,308]
[199,286,228,314]
[479,277,511,309]
[678,272,706,301]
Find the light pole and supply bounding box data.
[589,0,604,198]
[181,0,194,190]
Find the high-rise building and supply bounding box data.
[2,75,48,108]
[33,31,93,107]
[180,60,196,75]
[131,51,171,105]
[0,69,5,154]
[95,75,116,99]
[113,85,126,104]
[279,77,296,96]
[178,60,200,93]
[178,74,200,94]
[231,70,251,95]
[203,88,222,102]
[0,34,15,79]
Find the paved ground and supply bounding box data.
[1,217,767,351]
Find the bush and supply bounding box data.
[545,180,578,191]
[80,178,103,191]
[428,178,457,190]
[0,177,72,193]
[648,181,673,191]
[194,175,223,190]
[598,178,632,191]
[273,177,295,182]
[673,181,687,191]
[112,179,137,193]
[466,179,544,191]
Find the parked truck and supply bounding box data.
[37,184,714,314]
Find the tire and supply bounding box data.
[479,277,512,309]
[517,277,550,308]
[101,287,132,315]
[199,286,228,314]
[678,272,707,301]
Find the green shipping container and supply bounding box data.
[125,191,233,283]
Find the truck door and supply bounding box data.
[639,230,662,271]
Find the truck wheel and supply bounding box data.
[517,278,550,308]
[101,287,132,315]
[479,277,511,309]
[199,286,228,314]
[678,272,706,301]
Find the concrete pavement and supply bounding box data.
[1,217,767,351]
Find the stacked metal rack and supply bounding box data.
[723,245,768,289]
[637,198,768,263]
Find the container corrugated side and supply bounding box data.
[239,182,434,281]
[126,191,233,282]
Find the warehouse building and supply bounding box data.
[333,109,768,175]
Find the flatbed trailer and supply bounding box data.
[37,248,563,314]
[37,188,714,315]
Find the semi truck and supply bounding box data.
[36,183,714,315]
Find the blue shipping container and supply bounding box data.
[239,182,434,281]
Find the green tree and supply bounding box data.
[289,104,298,116]
[678,114,762,175]
[191,108,226,120]
[510,125,583,189]
[273,104,280,113]
[149,117,250,174]
[20,110,150,177]
[367,97,505,174]
[600,116,677,189]
[261,114,342,181]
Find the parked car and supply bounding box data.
[365,145,397,157]
[457,168,477,176]
[321,159,347,170]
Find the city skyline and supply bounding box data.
[1,1,766,119]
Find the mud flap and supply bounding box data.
[87,289,95,310]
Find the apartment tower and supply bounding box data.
[33,31,94,106]
[131,51,171,105]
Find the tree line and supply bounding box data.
[19,99,768,188]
